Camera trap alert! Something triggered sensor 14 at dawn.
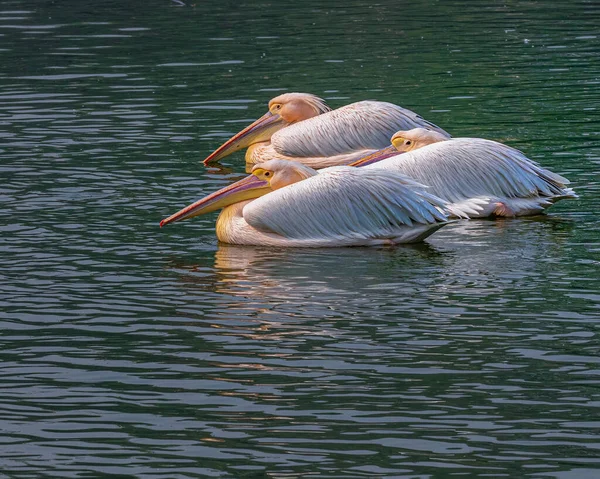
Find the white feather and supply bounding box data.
[242,167,449,243]
[365,138,577,217]
[271,101,450,159]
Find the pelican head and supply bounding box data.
[250,159,316,190]
[160,160,317,226]
[391,128,449,152]
[203,93,331,165]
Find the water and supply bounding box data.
[1,0,599,477]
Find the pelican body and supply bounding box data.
[203,93,450,169]
[351,128,577,218]
[161,160,457,247]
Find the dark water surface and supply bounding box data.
[1,1,600,477]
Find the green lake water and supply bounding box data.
[1,1,599,477]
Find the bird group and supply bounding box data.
[160,93,577,247]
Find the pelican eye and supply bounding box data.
[263,171,272,177]
[405,140,412,146]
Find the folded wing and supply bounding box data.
[271,101,450,159]
[370,138,572,203]
[242,166,449,241]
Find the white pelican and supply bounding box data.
[202,93,450,169]
[161,159,460,247]
[350,128,578,217]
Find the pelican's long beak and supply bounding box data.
[203,111,287,165]
[160,175,271,227]
[349,145,401,168]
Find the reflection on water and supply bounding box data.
[155,218,599,478]
[211,241,445,295]
[180,218,576,301]
[1,0,599,477]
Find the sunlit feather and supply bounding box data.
[163,159,455,247]
[270,101,449,159]
[358,131,577,217]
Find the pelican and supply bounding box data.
[161,159,461,247]
[350,128,578,217]
[202,93,450,169]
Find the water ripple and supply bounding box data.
[1,0,599,478]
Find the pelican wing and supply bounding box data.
[242,167,448,241]
[271,101,450,159]
[371,138,571,203]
